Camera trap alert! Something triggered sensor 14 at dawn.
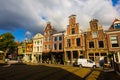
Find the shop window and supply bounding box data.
[95,53,99,56]
[73,51,78,58]
[101,53,107,56]
[89,53,94,56]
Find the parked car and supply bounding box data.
[74,58,96,68]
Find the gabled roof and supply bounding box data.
[113,18,120,23]
[33,33,43,39]
[44,22,52,32]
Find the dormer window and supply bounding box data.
[114,23,120,29]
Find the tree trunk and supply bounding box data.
[4,48,9,58]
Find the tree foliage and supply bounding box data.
[0,32,16,53]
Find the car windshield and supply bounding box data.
[87,60,93,63]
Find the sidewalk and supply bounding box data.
[85,67,120,80]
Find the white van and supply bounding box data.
[75,58,96,68]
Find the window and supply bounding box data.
[48,31,50,34]
[59,36,62,41]
[98,41,104,48]
[89,41,94,48]
[76,38,80,46]
[37,41,39,45]
[44,38,47,41]
[47,37,51,41]
[40,46,42,50]
[34,47,36,52]
[54,37,57,41]
[71,28,75,34]
[89,53,94,56]
[49,31,52,35]
[59,43,62,50]
[54,43,57,50]
[40,40,42,44]
[34,41,36,45]
[95,53,99,56]
[67,39,71,47]
[101,53,107,56]
[48,45,50,49]
[114,23,120,29]
[44,45,47,49]
[37,47,39,52]
[48,31,52,35]
[110,36,119,47]
[92,31,98,38]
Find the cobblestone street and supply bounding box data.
[0,63,120,80]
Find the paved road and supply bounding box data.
[0,63,119,80]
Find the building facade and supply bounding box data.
[17,41,26,59]
[43,22,57,63]
[52,32,64,64]
[33,33,43,63]
[105,18,120,63]
[64,15,85,64]
[86,19,108,64]
[23,40,33,62]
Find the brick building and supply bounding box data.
[23,40,33,62]
[85,19,108,64]
[105,18,120,63]
[64,15,85,64]
[43,22,57,63]
[52,31,64,64]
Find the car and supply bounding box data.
[74,58,96,68]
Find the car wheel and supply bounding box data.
[93,65,96,69]
[79,64,82,67]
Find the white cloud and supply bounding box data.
[0,0,120,33]
[25,31,32,40]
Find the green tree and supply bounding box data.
[0,32,16,57]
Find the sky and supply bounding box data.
[0,0,120,42]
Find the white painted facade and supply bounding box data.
[32,33,43,63]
